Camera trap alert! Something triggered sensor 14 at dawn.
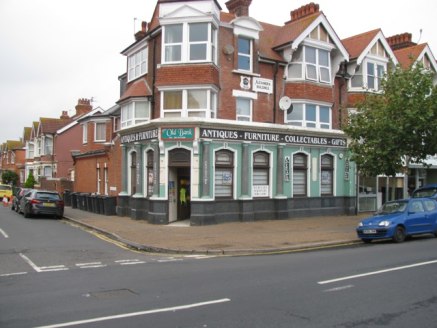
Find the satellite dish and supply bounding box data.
[279,96,292,111]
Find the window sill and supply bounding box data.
[232,70,260,77]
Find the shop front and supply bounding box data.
[117,122,356,225]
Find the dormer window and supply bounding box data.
[127,46,148,82]
[163,22,217,64]
[351,60,386,91]
[288,45,331,84]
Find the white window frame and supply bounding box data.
[237,36,253,72]
[127,46,148,82]
[82,124,88,144]
[160,87,218,119]
[162,22,217,64]
[286,102,332,129]
[120,99,151,129]
[236,97,252,122]
[288,43,332,84]
[94,122,106,142]
[350,58,388,91]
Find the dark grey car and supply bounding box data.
[19,190,64,219]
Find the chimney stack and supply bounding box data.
[225,0,252,17]
[135,21,148,41]
[75,98,92,117]
[60,110,69,119]
[290,2,319,22]
[386,33,416,50]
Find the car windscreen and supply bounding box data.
[412,188,437,198]
[36,192,61,201]
[0,185,11,191]
[377,201,407,214]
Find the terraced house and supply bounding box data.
[115,0,355,224]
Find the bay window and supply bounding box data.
[288,45,331,83]
[121,100,150,129]
[163,22,217,64]
[286,103,331,129]
[127,46,148,82]
[162,88,217,118]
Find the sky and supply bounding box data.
[0,0,436,143]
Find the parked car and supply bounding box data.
[19,190,64,219]
[411,184,437,199]
[356,198,437,243]
[11,188,31,212]
[0,183,12,202]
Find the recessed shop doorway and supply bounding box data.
[168,149,191,223]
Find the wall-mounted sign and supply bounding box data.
[253,77,273,94]
[120,129,159,144]
[200,128,347,147]
[240,76,251,90]
[284,156,291,181]
[253,185,269,197]
[161,127,195,141]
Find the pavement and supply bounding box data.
[63,207,369,256]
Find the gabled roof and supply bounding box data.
[342,29,398,66]
[57,107,105,134]
[6,140,23,151]
[273,11,321,50]
[394,43,437,71]
[22,127,31,142]
[342,29,380,60]
[38,118,71,135]
[271,11,348,61]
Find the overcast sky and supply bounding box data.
[0,0,435,143]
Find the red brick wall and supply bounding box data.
[55,123,83,178]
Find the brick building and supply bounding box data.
[343,30,437,211]
[72,104,122,196]
[115,0,355,224]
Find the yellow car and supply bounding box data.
[0,183,13,202]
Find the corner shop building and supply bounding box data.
[117,122,355,225]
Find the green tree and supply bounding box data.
[1,170,19,186]
[24,171,37,188]
[345,63,437,177]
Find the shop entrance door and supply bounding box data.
[168,149,191,223]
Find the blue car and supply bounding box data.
[356,198,437,243]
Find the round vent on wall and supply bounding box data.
[223,44,234,55]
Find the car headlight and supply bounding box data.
[378,220,391,227]
[358,222,363,227]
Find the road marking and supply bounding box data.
[323,285,354,292]
[19,253,68,272]
[0,272,27,277]
[76,262,106,269]
[0,227,9,238]
[19,253,42,272]
[318,259,437,285]
[35,298,231,328]
[115,259,146,265]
